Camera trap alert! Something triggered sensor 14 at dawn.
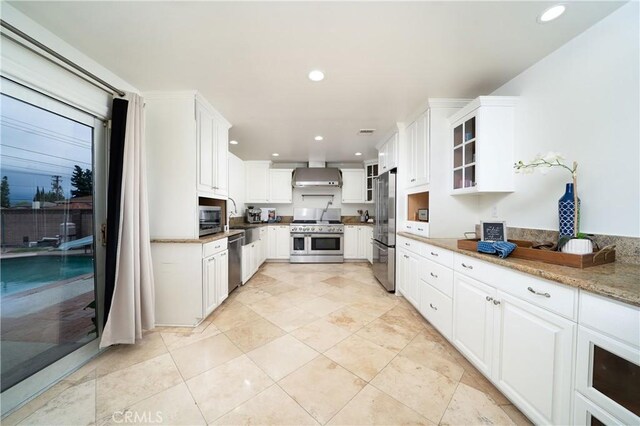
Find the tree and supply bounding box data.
[1,176,10,208]
[70,165,93,197]
[50,175,65,201]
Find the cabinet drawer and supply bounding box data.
[404,221,429,237]
[454,253,577,320]
[419,258,454,297]
[421,243,453,268]
[420,280,453,339]
[397,235,422,255]
[203,239,228,258]
[579,291,639,347]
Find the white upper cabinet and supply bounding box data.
[378,132,398,174]
[341,169,365,203]
[405,110,430,188]
[196,99,229,199]
[449,96,517,194]
[245,161,270,203]
[245,162,293,203]
[269,169,293,203]
[145,91,231,239]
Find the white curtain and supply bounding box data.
[100,93,155,348]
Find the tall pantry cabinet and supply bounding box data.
[145,91,231,239]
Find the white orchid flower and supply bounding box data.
[543,152,564,163]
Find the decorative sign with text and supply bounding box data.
[480,221,507,242]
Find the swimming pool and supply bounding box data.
[0,255,94,296]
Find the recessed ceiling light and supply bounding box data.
[355,152,362,156]
[272,153,279,157]
[538,4,566,23]
[229,140,238,145]
[314,136,323,141]
[308,70,325,82]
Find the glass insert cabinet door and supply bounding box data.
[0,80,105,403]
[453,115,477,190]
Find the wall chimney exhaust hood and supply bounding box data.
[292,164,342,188]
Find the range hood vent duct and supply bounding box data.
[292,166,342,188]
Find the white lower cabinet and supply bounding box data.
[452,273,495,376]
[267,225,290,260]
[204,249,228,316]
[344,225,373,260]
[494,291,575,426]
[242,239,263,283]
[398,248,419,309]
[453,271,575,425]
[419,279,452,339]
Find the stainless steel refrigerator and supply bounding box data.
[372,169,396,291]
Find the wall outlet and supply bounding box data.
[491,204,499,218]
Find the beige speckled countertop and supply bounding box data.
[151,230,245,244]
[397,232,640,307]
[344,223,375,227]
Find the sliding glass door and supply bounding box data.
[0,79,106,400]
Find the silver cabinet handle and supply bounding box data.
[403,254,409,259]
[429,303,437,311]
[418,228,424,231]
[411,178,416,182]
[493,300,501,306]
[215,245,221,249]
[430,252,438,257]
[462,263,473,269]
[527,287,551,298]
[407,226,412,229]
[405,242,410,246]
[486,296,493,302]
[430,272,438,279]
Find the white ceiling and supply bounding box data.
[10,1,624,162]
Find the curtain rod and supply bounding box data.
[0,19,126,97]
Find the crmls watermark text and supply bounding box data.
[112,410,164,424]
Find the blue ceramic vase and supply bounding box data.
[558,183,580,237]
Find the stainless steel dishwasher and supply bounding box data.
[228,232,245,293]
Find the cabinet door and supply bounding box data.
[406,121,417,186]
[204,256,217,315]
[452,273,495,376]
[267,226,277,259]
[275,226,290,259]
[493,291,575,425]
[356,227,366,259]
[378,143,387,173]
[415,111,429,185]
[251,241,260,275]
[216,250,229,305]
[397,250,407,296]
[365,227,373,264]
[259,227,268,264]
[386,133,398,170]
[269,169,293,203]
[341,169,365,203]
[242,244,251,283]
[344,226,358,259]
[406,253,419,309]
[214,122,229,197]
[196,105,214,194]
[245,164,270,202]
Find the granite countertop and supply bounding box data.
[151,230,245,244]
[344,222,375,227]
[397,232,640,307]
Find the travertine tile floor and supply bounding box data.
[4,262,533,426]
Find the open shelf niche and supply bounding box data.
[407,191,429,222]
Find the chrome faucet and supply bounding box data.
[319,200,333,222]
[228,197,238,216]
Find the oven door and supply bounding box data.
[575,325,640,425]
[290,233,309,255]
[307,234,343,255]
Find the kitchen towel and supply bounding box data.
[477,241,517,258]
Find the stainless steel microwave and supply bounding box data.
[199,206,222,237]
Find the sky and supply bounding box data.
[0,94,93,204]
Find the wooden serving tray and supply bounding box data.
[457,239,616,269]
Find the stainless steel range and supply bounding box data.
[290,207,344,263]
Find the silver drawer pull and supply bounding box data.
[527,287,551,298]
[430,272,438,279]
[418,228,424,231]
[405,242,410,246]
[215,245,221,249]
[493,299,501,306]
[430,252,438,257]
[403,254,409,259]
[407,226,412,229]
[462,263,473,269]
[430,303,438,311]
[486,296,493,302]
[411,178,416,182]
